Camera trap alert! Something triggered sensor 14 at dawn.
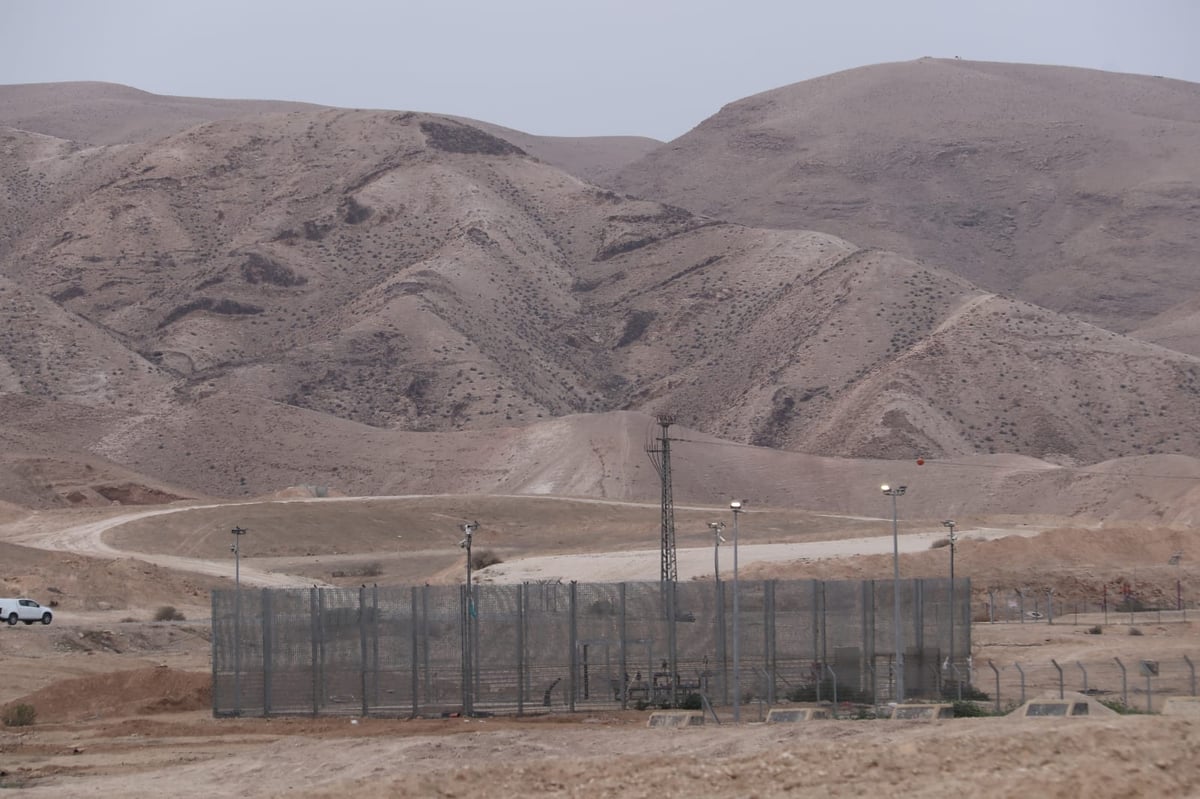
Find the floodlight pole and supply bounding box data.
[882,486,906,701]
[730,500,745,722]
[943,520,957,682]
[230,525,247,715]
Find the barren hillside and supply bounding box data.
[612,58,1200,339]
[2,79,1200,513]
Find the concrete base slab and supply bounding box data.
[647,711,704,728]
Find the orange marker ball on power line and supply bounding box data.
[916,458,925,466]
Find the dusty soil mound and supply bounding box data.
[5,667,210,722]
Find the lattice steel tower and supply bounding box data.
[646,414,678,584]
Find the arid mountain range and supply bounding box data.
[3,62,1200,521]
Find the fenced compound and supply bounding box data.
[211,577,971,717]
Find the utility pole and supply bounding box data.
[708,522,726,583]
[942,519,957,685]
[459,521,479,715]
[645,414,678,585]
[230,525,247,715]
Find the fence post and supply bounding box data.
[460,584,472,715]
[568,581,577,712]
[1185,655,1196,697]
[422,585,431,702]
[517,583,525,716]
[715,579,727,707]
[988,660,1001,714]
[1114,657,1127,706]
[1018,590,1025,623]
[410,586,419,718]
[372,585,380,710]
[866,660,878,714]
[309,588,319,716]
[1050,658,1064,699]
[619,583,628,710]
[359,586,369,717]
[262,589,272,717]
[765,581,777,705]
[1076,661,1087,695]
[1047,589,1054,625]
[824,663,839,713]
[317,589,327,714]
[988,590,995,623]
[812,579,821,703]
[1146,664,1154,714]
[211,592,220,716]
[1014,662,1026,705]
[863,580,876,704]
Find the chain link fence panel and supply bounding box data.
[212,577,972,717]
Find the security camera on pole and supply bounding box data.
[230,525,247,716]
[708,521,726,583]
[460,521,479,614]
[942,519,958,683]
[881,485,906,702]
[729,499,746,722]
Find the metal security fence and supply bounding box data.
[975,655,1199,714]
[211,577,971,717]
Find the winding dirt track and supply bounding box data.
[0,495,1054,587]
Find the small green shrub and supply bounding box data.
[154,606,185,622]
[951,700,994,717]
[941,682,990,701]
[678,693,703,710]
[1099,699,1146,715]
[2,703,36,727]
[356,562,383,578]
[787,681,872,704]
[1087,625,1103,635]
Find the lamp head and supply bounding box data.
[880,484,889,493]
[730,499,743,511]
[942,519,956,529]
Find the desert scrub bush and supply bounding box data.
[1099,699,1147,715]
[154,606,186,622]
[472,550,503,570]
[951,700,995,717]
[1129,627,1144,636]
[1087,624,1103,634]
[2,703,36,727]
[929,537,951,549]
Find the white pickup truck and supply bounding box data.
[0,598,53,625]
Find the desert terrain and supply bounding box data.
[2,497,1199,796]
[3,58,1200,795]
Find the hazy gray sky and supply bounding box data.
[2,0,1198,140]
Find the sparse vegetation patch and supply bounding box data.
[419,120,525,156]
[158,298,264,328]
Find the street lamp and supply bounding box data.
[942,520,957,688]
[708,522,726,583]
[881,485,906,701]
[730,499,746,722]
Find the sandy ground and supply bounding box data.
[1,499,1199,796]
